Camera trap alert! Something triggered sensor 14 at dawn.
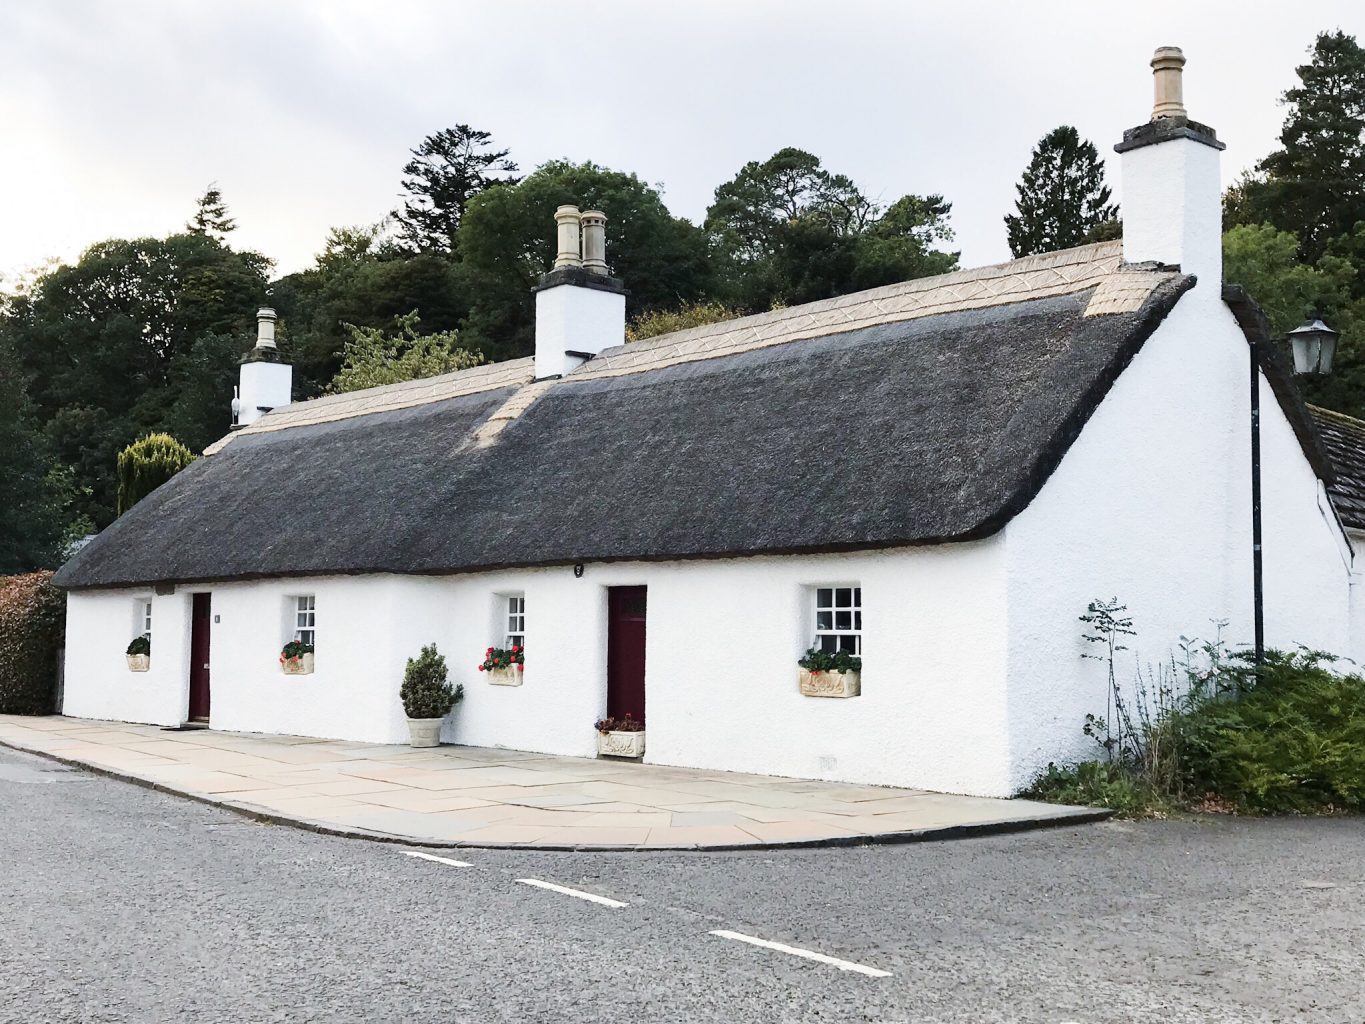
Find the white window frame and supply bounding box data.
[505,594,525,649]
[136,599,152,641]
[812,585,861,655]
[292,595,316,647]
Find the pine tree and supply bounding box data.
[116,433,195,515]
[393,125,519,256]
[187,183,237,239]
[1004,126,1118,258]
[1236,31,1365,262]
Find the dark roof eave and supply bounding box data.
[1222,284,1335,484]
[54,528,1002,592]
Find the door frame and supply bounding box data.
[605,585,648,726]
[188,592,212,723]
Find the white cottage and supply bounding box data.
[54,49,1365,797]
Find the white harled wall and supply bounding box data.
[1002,291,1354,791]
[61,542,1013,796]
[1348,529,1365,665]
[63,588,192,727]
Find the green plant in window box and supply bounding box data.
[594,714,645,734]
[280,639,315,676]
[798,646,862,698]
[125,635,150,672]
[798,647,862,673]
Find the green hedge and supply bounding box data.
[0,571,65,715]
[1177,651,1365,813]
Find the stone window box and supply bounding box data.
[126,654,150,673]
[799,668,860,698]
[281,653,315,676]
[487,666,522,686]
[597,729,645,758]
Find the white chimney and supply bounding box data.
[534,207,626,380]
[234,307,293,428]
[1116,46,1225,294]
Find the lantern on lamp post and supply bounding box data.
[1288,315,1339,377]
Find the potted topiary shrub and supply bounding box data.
[125,636,150,672]
[594,714,645,758]
[401,644,464,748]
[477,644,524,686]
[798,647,861,697]
[280,640,315,675]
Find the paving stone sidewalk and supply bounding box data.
[0,716,1104,849]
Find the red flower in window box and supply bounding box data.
[478,646,525,672]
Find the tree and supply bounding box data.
[315,221,403,270]
[0,334,66,572]
[1223,222,1365,418]
[707,148,878,264]
[393,125,520,256]
[161,330,249,454]
[847,193,959,292]
[1004,126,1118,258]
[329,311,482,394]
[705,148,957,309]
[458,160,710,360]
[187,183,237,240]
[116,433,194,515]
[3,232,268,526]
[1227,31,1365,262]
[272,237,468,394]
[1223,224,1344,334]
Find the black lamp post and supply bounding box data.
[1251,314,1338,665]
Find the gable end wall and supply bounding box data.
[1002,292,1353,791]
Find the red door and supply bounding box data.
[188,593,212,722]
[606,586,647,725]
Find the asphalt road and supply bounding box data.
[2,745,1363,1024]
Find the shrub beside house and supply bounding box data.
[1025,601,1365,817]
[0,571,66,715]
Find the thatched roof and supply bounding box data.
[57,243,1223,589]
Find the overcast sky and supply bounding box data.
[0,1,1356,288]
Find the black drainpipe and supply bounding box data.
[1250,333,1265,665]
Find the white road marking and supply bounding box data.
[709,929,892,978]
[516,877,628,908]
[401,850,473,868]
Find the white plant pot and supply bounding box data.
[126,654,150,673]
[597,729,645,758]
[281,652,315,676]
[486,666,522,686]
[406,717,445,748]
[799,668,861,698]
